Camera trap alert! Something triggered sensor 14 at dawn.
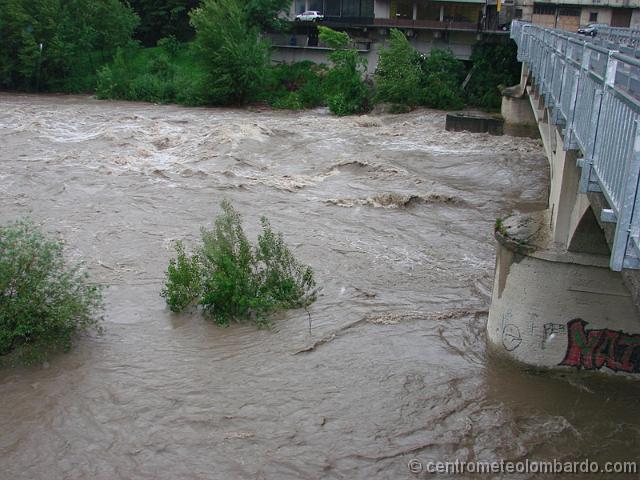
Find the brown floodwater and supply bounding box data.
[0,93,638,479]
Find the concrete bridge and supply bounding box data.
[488,21,640,375]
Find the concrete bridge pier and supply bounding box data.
[487,68,640,375]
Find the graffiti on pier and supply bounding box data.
[502,324,522,351]
[560,319,640,373]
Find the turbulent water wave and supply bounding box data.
[325,192,463,209]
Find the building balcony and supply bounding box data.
[373,17,480,30]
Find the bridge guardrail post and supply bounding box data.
[564,69,581,151]
[579,89,603,193]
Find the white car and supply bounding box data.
[295,11,324,22]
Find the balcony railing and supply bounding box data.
[511,20,640,270]
[373,17,480,31]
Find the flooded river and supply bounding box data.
[0,94,638,479]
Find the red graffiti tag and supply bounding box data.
[560,319,640,373]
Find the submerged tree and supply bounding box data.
[0,221,103,363]
[162,200,316,326]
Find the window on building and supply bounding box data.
[308,0,323,12]
[533,4,556,15]
[295,0,306,15]
[589,11,598,22]
[325,0,340,16]
[558,7,580,16]
[515,8,523,19]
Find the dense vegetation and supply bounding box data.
[0,221,103,363]
[466,41,521,110]
[0,0,137,92]
[161,201,316,327]
[375,29,465,111]
[0,0,519,113]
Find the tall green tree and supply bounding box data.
[190,0,270,105]
[374,28,423,108]
[318,26,370,116]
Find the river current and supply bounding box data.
[0,94,638,479]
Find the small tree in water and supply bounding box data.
[161,200,316,326]
[0,221,103,364]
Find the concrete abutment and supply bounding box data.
[488,66,640,376]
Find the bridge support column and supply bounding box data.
[487,211,640,374]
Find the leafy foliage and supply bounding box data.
[374,29,423,108]
[419,49,466,110]
[374,29,465,111]
[263,61,326,110]
[246,0,292,31]
[190,0,270,105]
[319,26,370,116]
[162,200,316,326]
[0,0,138,91]
[160,241,202,312]
[129,0,200,46]
[466,40,520,110]
[96,42,202,104]
[0,221,103,363]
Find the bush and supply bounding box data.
[466,41,520,110]
[161,200,316,326]
[264,61,326,110]
[374,29,423,109]
[419,49,466,110]
[95,48,133,100]
[319,26,370,116]
[0,221,102,363]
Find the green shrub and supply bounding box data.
[374,29,423,109]
[129,73,175,103]
[162,200,316,326]
[466,41,520,110]
[319,26,370,116]
[264,61,326,109]
[419,49,466,110]
[157,35,181,57]
[95,49,132,100]
[0,221,102,363]
[160,241,202,312]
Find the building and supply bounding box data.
[517,0,640,30]
[271,0,513,71]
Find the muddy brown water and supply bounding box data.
[0,94,638,479]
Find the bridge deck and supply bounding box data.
[511,21,640,271]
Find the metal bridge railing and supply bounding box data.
[510,20,640,271]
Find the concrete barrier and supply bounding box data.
[445,112,504,135]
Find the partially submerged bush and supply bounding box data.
[264,61,326,110]
[161,201,316,326]
[319,26,370,116]
[0,221,103,363]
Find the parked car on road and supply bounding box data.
[295,11,324,22]
[577,23,608,36]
